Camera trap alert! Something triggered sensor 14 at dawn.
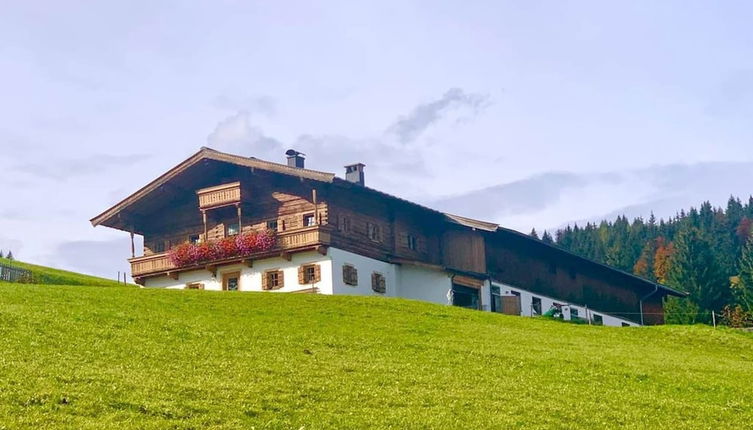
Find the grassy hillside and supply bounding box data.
[0,283,751,429]
[0,257,126,287]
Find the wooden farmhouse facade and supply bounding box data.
[91,147,686,326]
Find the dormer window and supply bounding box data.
[367,222,382,242]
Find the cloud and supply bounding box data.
[430,162,753,232]
[213,94,276,117]
[207,110,284,159]
[51,237,141,278]
[0,209,26,221]
[387,88,490,144]
[12,154,150,181]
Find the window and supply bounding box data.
[263,270,284,290]
[227,222,240,236]
[339,216,351,233]
[222,272,241,291]
[570,308,579,319]
[298,264,321,284]
[154,241,166,253]
[186,282,204,290]
[367,222,381,242]
[621,322,630,327]
[371,272,386,294]
[189,234,200,244]
[491,285,502,313]
[531,296,542,315]
[451,284,479,310]
[343,264,358,286]
[406,234,418,251]
[267,220,278,231]
[303,213,316,227]
[592,314,603,326]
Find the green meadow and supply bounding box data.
[0,273,751,428]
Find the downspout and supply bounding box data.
[639,284,659,326]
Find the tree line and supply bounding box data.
[534,197,753,325]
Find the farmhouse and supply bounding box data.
[91,147,685,326]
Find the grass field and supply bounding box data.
[1,281,752,429]
[0,257,125,287]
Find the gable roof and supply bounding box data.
[90,147,336,229]
[91,146,686,298]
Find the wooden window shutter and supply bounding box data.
[314,264,321,283]
[371,272,386,294]
[262,272,269,290]
[278,270,284,289]
[298,266,305,285]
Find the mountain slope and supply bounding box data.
[0,283,751,429]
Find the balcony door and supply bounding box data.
[222,271,241,291]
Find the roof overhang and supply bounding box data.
[90,147,335,232]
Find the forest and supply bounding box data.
[537,196,753,326]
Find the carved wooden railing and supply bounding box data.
[130,227,331,277]
[197,182,241,210]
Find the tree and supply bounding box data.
[529,228,539,239]
[733,235,753,313]
[653,237,674,284]
[6,250,13,261]
[541,231,554,244]
[667,227,731,321]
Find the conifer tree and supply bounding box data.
[734,236,753,313]
[541,231,554,244]
[529,228,539,239]
[6,250,13,261]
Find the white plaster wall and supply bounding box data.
[328,247,398,297]
[492,281,639,327]
[397,264,453,306]
[142,251,333,294]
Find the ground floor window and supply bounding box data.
[263,270,284,290]
[491,285,501,313]
[299,264,321,284]
[371,272,386,294]
[592,313,604,326]
[222,272,240,291]
[451,284,479,310]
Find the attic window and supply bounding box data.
[339,215,351,233]
[406,234,418,251]
[227,222,240,236]
[367,222,382,242]
[303,213,316,227]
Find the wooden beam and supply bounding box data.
[281,252,292,261]
[316,245,328,256]
[202,210,208,241]
[130,231,135,258]
[206,264,217,277]
[168,272,179,280]
[242,259,253,268]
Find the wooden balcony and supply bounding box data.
[130,227,331,278]
[197,182,241,210]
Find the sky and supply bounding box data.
[1,1,753,279]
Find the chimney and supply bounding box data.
[345,163,365,186]
[285,149,305,168]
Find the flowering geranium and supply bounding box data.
[235,231,259,256]
[216,237,238,259]
[255,229,276,251]
[168,230,278,269]
[168,242,196,267]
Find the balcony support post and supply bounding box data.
[237,204,242,233]
[202,210,208,242]
[130,230,135,258]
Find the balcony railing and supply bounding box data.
[197,182,241,210]
[130,227,331,278]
